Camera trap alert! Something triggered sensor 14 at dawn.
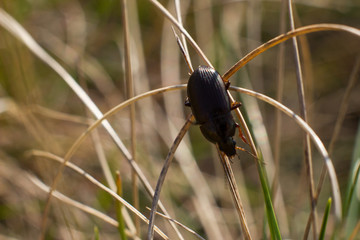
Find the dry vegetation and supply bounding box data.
[0,0,359,239]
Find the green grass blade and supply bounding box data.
[116,171,128,240]
[319,198,332,240]
[94,226,100,240]
[344,160,360,219]
[256,154,282,240]
[343,121,360,238]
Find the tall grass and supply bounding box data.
[0,0,359,239]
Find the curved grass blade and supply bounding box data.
[29,150,168,239]
[147,115,193,240]
[223,24,360,81]
[229,86,342,220]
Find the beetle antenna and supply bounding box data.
[171,26,194,73]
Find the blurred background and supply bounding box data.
[0,0,359,239]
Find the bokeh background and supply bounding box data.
[0,0,359,239]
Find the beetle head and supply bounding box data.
[218,138,237,157]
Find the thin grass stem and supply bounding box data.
[147,115,193,240]
[218,151,253,240]
[147,0,212,68]
[287,1,317,238]
[121,0,139,235]
[148,208,205,240]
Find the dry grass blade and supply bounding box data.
[349,220,360,240]
[172,27,193,73]
[328,55,360,154]
[229,86,342,220]
[0,9,188,238]
[223,24,360,81]
[29,150,168,239]
[148,0,212,68]
[287,1,317,238]
[218,151,252,240]
[0,8,135,237]
[43,85,185,237]
[31,105,93,125]
[174,0,192,70]
[147,115,193,240]
[304,55,360,238]
[28,174,120,228]
[147,207,205,240]
[121,0,140,235]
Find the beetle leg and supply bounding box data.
[184,97,191,107]
[235,123,248,144]
[224,80,231,90]
[230,101,242,110]
[236,146,257,159]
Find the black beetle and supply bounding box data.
[185,65,241,157]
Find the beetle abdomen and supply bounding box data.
[187,66,231,123]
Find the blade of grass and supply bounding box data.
[223,24,360,81]
[0,9,188,238]
[29,150,168,239]
[116,171,128,240]
[147,207,205,240]
[168,13,231,240]
[256,153,282,240]
[0,9,139,237]
[174,0,192,70]
[147,115,193,240]
[349,221,360,240]
[272,0,287,200]
[343,160,360,221]
[304,55,360,238]
[287,1,317,238]
[28,173,120,228]
[218,150,253,240]
[120,0,139,235]
[319,198,332,240]
[148,0,212,68]
[94,226,100,240]
[229,86,342,220]
[343,121,360,238]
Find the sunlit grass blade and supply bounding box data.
[256,154,281,240]
[319,198,332,240]
[223,24,360,81]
